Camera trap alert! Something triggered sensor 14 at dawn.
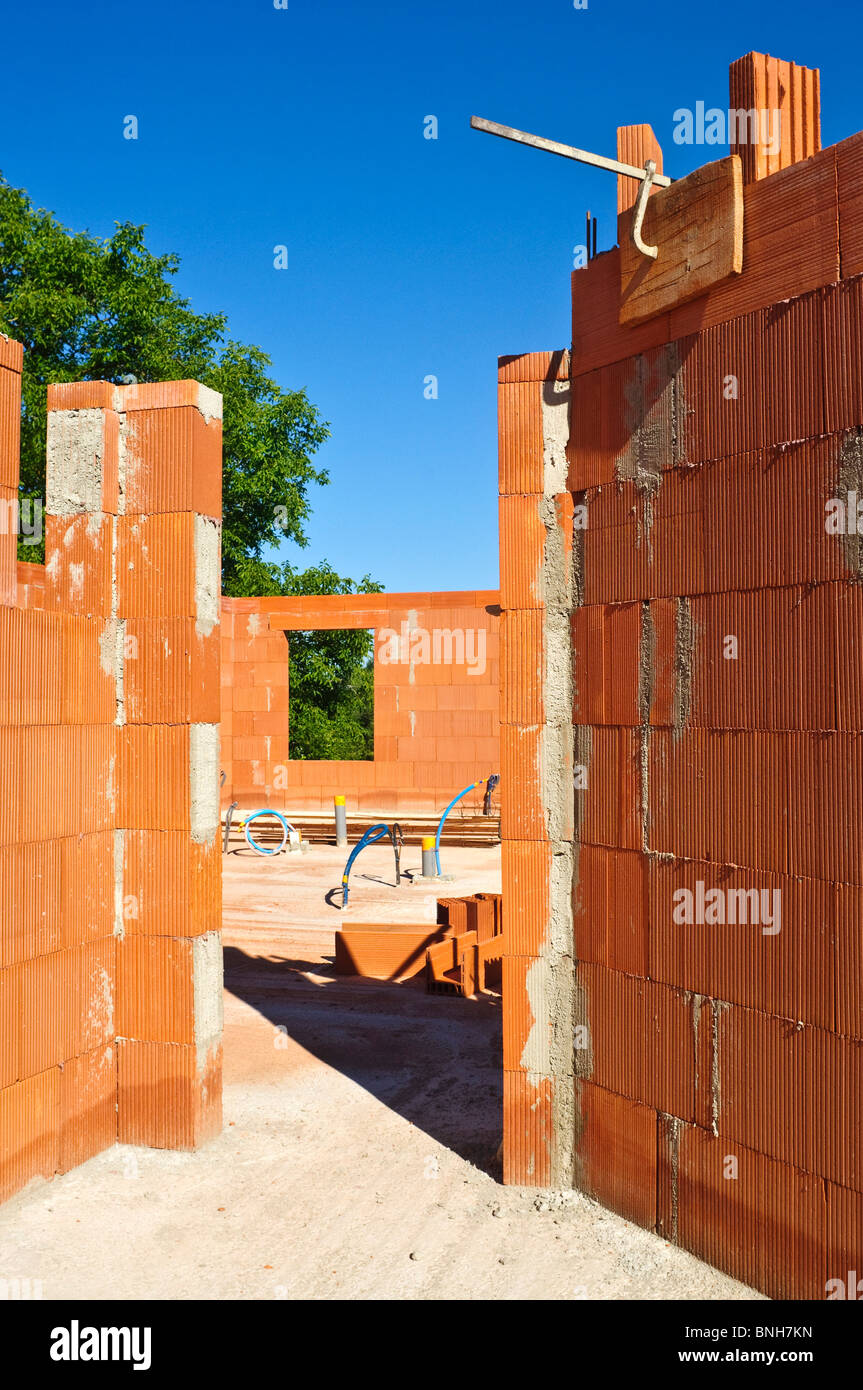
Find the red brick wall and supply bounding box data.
[220,591,500,815]
[501,64,863,1296]
[0,345,223,1203]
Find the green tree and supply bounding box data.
[0,175,382,759]
[228,561,383,761]
[0,175,329,588]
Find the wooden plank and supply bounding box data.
[619,155,743,326]
[222,812,501,847]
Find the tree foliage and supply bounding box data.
[0,177,381,759]
[247,562,382,762]
[0,175,330,587]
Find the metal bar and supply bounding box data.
[392,822,403,887]
[223,801,238,855]
[470,116,672,187]
[631,160,660,259]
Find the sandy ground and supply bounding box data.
[0,843,761,1300]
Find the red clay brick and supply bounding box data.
[575,1082,657,1229]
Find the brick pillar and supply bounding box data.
[0,337,23,605]
[616,125,663,216]
[46,379,224,1151]
[498,350,575,1187]
[729,51,821,184]
[43,382,122,1177]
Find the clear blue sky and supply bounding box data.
[1,0,857,590]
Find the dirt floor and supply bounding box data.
[0,843,762,1300]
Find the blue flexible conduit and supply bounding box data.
[244,808,291,856]
[435,777,493,877]
[341,822,402,909]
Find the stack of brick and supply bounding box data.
[221,591,500,815]
[501,52,863,1296]
[436,892,502,940]
[0,344,223,1201]
[333,893,505,988]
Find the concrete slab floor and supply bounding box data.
[0,844,762,1300]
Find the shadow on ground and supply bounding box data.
[223,944,503,1177]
